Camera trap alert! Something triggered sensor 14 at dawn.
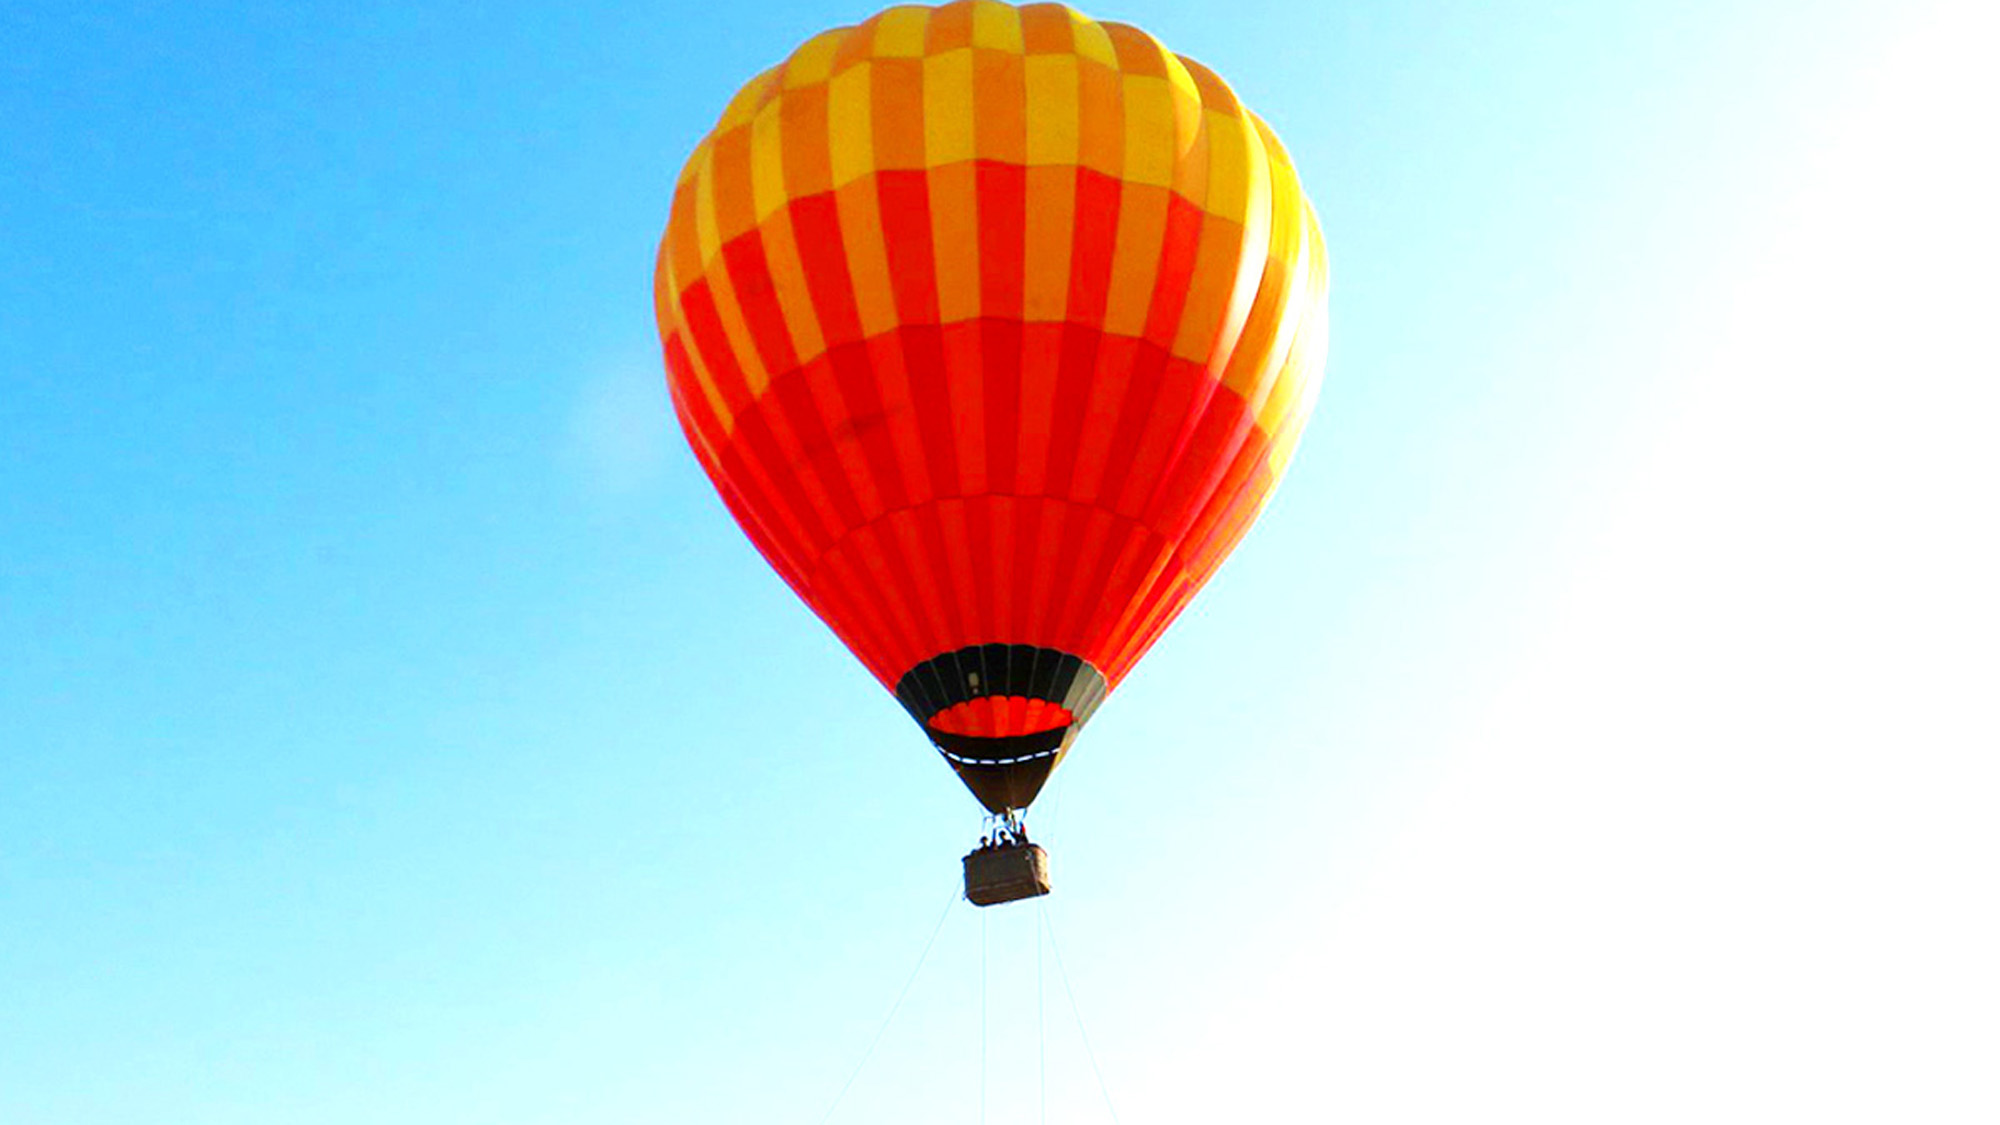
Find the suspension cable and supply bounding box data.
[814,881,961,1125]
[1039,901,1123,1124]
[1038,900,1048,1125]
[980,908,989,1125]
[1039,770,1069,851]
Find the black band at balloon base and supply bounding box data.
[946,753,1061,816]
[892,643,1108,813]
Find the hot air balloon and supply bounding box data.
[655,0,1327,903]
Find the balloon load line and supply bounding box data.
[812,887,1125,1124]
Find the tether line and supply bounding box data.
[1038,903,1048,1125]
[814,881,960,1125]
[980,908,989,1125]
[1040,901,1122,1124]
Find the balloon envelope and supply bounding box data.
[656,0,1328,812]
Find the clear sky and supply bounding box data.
[3,1,1994,1122]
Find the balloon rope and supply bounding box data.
[1038,904,1048,1125]
[1040,770,1069,850]
[980,908,989,1125]
[814,881,960,1125]
[1040,901,1123,1124]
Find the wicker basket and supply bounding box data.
[963,843,1052,907]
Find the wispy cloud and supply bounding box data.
[565,363,671,501]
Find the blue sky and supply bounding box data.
[3,1,1994,1121]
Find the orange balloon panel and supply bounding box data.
[655,0,1328,813]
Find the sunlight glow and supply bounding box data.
[1169,4,1997,1120]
